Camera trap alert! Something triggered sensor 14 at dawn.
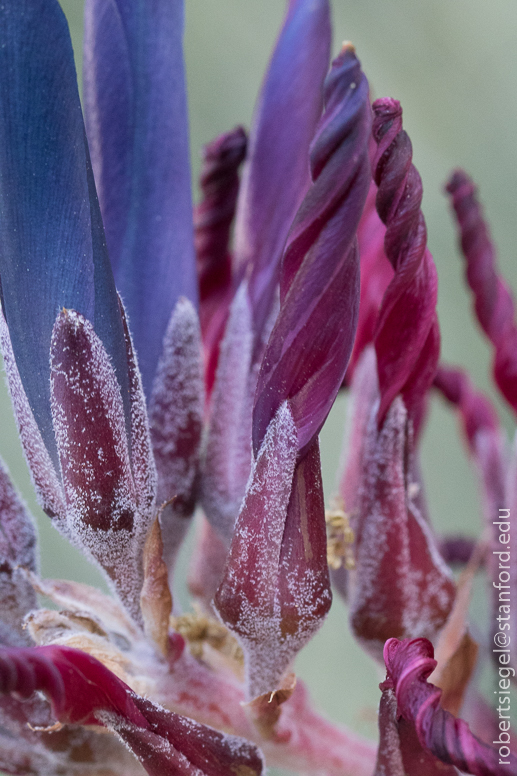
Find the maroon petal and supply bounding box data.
[253,44,371,457]
[0,460,37,638]
[201,283,255,543]
[50,310,152,622]
[344,350,455,658]
[214,402,299,696]
[347,179,393,381]
[372,99,439,427]
[446,170,517,415]
[434,365,506,524]
[234,0,331,340]
[374,686,457,775]
[0,645,264,776]
[383,638,517,775]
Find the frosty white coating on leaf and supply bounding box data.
[0,459,38,639]
[202,281,255,542]
[50,310,154,625]
[149,297,203,573]
[119,299,157,519]
[215,401,304,696]
[0,311,65,521]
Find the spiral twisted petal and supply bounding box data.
[253,44,371,457]
[372,98,439,427]
[383,638,517,775]
[446,170,517,415]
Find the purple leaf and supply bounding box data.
[0,0,128,461]
[84,0,196,398]
[233,0,331,340]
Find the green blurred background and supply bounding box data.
[1,0,516,748]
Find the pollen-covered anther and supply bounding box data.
[325,498,355,570]
[171,611,244,668]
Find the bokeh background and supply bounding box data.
[1,0,516,749]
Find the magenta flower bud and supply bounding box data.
[195,127,247,396]
[215,44,371,698]
[446,170,517,416]
[372,98,440,431]
[215,404,330,696]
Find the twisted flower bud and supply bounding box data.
[372,98,440,428]
[446,170,517,416]
[215,44,371,699]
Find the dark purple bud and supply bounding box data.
[446,170,517,415]
[373,686,457,775]
[372,99,439,428]
[234,0,331,341]
[50,310,155,623]
[201,284,255,543]
[343,350,455,659]
[346,180,393,382]
[215,405,331,697]
[434,365,506,522]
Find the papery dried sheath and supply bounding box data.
[0,0,128,459]
[84,0,197,398]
